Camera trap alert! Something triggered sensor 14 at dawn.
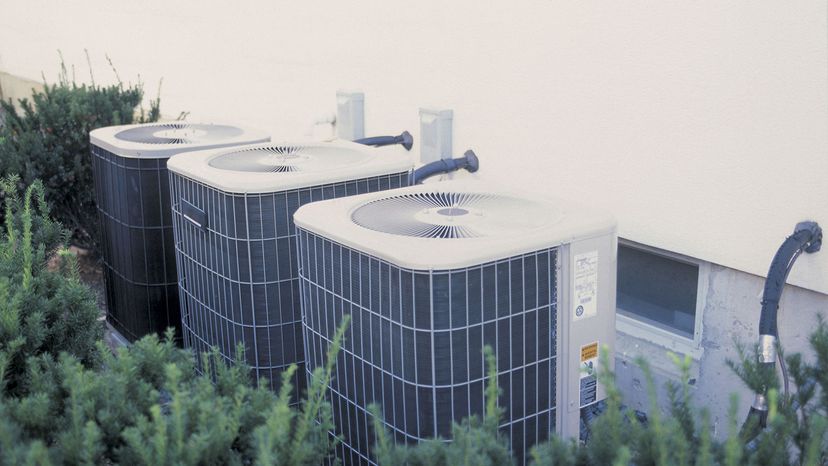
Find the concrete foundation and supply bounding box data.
[615,263,828,439]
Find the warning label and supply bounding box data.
[573,251,598,321]
[579,341,599,407]
[580,342,598,363]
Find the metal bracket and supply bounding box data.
[758,334,776,363]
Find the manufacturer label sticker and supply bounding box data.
[573,250,598,321]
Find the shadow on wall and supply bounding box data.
[0,71,45,114]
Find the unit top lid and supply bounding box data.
[167,140,413,193]
[89,122,270,158]
[294,180,616,270]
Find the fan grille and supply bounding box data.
[208,144,371,173]
[209,146,308,172]
[351,192,559,239]
[115,123,244,145]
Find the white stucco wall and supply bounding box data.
[1,1,826,295]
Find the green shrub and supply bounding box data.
[0,175,102,396]
[0,333,342,466]
[0,178,340,465]
[0,58,161,246]
[0,321,345,465]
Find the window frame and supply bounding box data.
[615,239,709,359]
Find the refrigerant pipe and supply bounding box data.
[411,150,480,184]
[743,221,822,437]
[354,131,414,151]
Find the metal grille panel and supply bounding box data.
[91,144,179,341]
[298,229,558,465]
[170,172,410,400]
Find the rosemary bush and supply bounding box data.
[0,58,161,247]
[0,177,340,465]
[0,175,101,396]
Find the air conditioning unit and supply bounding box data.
[294,180,617,465]
[90,122,269,343]
[167,140,413,399]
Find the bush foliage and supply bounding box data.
[0,178,338,465]
[0,58,161,246]
[0,175,101,396]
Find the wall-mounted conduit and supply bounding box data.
[743,221,822,439]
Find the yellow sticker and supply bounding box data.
[580,342,599,362]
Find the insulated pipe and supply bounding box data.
[354,131,414,151]
[411,150,480,184]
[758,222,822,338]
[743,221,821,434]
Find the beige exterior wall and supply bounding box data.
[1,1,825,294]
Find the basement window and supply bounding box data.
[616,241,708,353]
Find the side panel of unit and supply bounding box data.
[298,228,559,466]
[91,144,179,342]
[556,231,617,439]
[170,172,410,401]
